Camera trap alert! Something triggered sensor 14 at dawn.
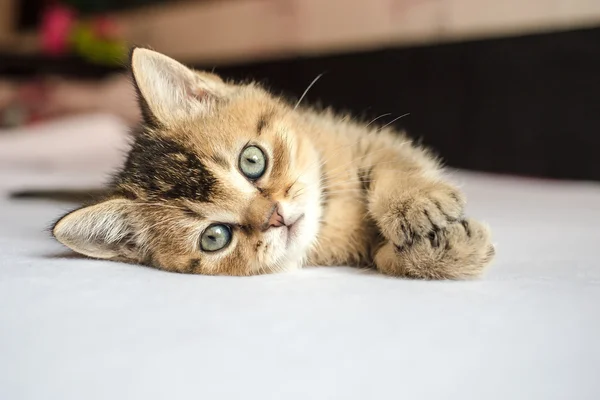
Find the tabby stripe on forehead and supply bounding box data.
[257,111,275,135]
[116,135,217,202]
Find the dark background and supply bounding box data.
[214,27,600,181]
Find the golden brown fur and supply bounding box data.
[52,48,495,279]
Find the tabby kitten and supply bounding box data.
[52,48,494,279]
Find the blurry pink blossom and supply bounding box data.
[41,4,76,56]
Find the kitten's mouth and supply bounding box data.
[285,214,305,247]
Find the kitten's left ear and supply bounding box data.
[52,198,144,262]
[130,47,230,125]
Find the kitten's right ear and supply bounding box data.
[129,47,230,126]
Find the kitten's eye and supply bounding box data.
[239,145,266,180]
[200,224,232,252]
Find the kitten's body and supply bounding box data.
[52,48,494,279]
[300,108,408,267]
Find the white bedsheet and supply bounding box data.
[1,115,599,400]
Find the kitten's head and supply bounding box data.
[53,48,322,275]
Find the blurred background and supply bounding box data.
[1,0,599,182]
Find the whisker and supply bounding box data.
[294,73,324,110]
[365,113,392,127]
[377,113,410,131]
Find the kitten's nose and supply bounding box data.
[263,203,285,231]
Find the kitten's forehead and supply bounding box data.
[116,133,219,202]
[115,93,297,205]
[168,94,284,159]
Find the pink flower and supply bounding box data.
[41,5,76,56]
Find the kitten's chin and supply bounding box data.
[277,205,321,273]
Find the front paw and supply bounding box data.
[375,218,495,279]
[375,182,465,248]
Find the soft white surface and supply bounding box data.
[0,115,599,400]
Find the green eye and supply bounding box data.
[239,145,266,180]
[200,224,232,252]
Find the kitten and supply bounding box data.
[52,48,495,279]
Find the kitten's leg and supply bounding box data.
[367,162,495,279]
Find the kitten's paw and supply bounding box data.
[374,218,495,279]
[375,182,465,248]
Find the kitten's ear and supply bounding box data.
[52,198,144,261]
[130,47,229,125]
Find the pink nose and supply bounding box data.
[264,203,285,231]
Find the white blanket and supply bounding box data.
[1,115,599,400]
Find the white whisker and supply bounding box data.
[377,113,410,131]
[365,113,391,127]
[294,74,323,110]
